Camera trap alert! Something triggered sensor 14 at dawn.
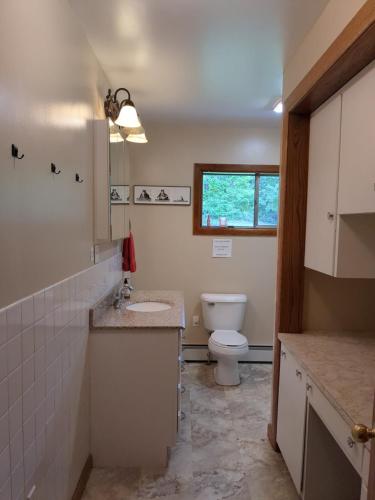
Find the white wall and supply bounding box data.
[129,123,280,346]
[0,0,117,309]
[283,0,366,98]
[0,1,123,499]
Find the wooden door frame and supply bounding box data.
[269,3,375,492]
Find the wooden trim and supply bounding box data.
[269,0,375,453]
[369,392,375,500]
[193,227,277,237]
[193,163,279,237]
[71,454,93,500]
[285,0,375,113]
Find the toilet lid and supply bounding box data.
[211,330,247,347]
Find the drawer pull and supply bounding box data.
[181,385,186,394]
[347,437,355,448]
[296,369,302,378]
[281,351,286,359]
[180,411,186,421]
[351,423,375,443]
[306,383,312,392]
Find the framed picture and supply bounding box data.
[133,185,191,205]
[110,185,130,205]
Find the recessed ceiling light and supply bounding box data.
[273,100,283,114]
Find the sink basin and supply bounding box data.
[126,301,172,312]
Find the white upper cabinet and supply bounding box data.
[305,95,341,275]
[338,63,375,215]
[305,63,375,278]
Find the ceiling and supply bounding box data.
[71,0,329,124]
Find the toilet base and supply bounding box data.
[214,358,241,386]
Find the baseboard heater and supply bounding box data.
[182,344,273,363]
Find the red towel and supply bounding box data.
[122,232,136,273]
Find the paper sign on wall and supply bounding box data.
[212,239,232,258]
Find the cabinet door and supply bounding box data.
[277,345,307,492]
[305,95,342,275]
[339,63,375,214]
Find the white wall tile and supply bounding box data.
[22,357,35,393]
[0,380,8,418]
[6,336,21,374]
[21,298,34,332]
[8,399,22,440]
[0,413,9,455]
[23,415,35,452]
[5,305,21,341]
[0,311,6,347]
[33,291,45,322]
[10,429,23,471]
[34,319,46,352]
[23,385,35,423]
[0,446,10,490]
[1,254,121,500]
[0,477,11,500]
[0,346,7,383]
[8,368,21,408]
[22,326,35,361]
[11,461,24,500]
[35,348,45,381]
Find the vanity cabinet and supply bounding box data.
[277,341,369,500]
[276,345,306,492]
[94,119,130,242]
[305,69,375,278]
[90,327,182,468]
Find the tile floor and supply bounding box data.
[82,363,299,500]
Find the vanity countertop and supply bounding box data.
[90,290,185,330]
[279,331,375,430]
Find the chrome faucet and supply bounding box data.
[113,278,134,309]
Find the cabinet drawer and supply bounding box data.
[307,378,364,474]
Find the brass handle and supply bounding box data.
[351,423,375,443]
[296,369,302,378]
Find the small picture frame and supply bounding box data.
[133,185,191,205]
[110,185,130,205]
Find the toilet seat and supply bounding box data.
[210,330,247,349]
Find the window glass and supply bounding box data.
[202,173,255,227]
[257,175,280,227]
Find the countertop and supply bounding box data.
[279,331,375,431]
[90,290,185,330]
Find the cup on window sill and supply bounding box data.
[219,217,228,227]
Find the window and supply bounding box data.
[193,164,279,236]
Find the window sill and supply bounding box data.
[193,226,277,237]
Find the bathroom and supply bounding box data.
[1,1,375,500]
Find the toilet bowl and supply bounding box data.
[208,330,248,385]
[201,293,248,386]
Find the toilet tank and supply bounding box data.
[200,293,247,331]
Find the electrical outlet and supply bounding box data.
[192,315,200,327]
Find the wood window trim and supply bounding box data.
[193,163,279,237]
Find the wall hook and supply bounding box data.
[75,173,84,183]
[11,144,25,160]
[51,163,61,175]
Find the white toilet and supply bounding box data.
[201,293,248,386]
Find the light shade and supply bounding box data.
[110,132,124,143]
[273,100,283,114]
[115,103,141,128]
[126,132,148,144]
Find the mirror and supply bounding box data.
[93,119,131,243]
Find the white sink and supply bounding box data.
[126,301,172,312]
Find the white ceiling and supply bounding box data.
[71,0,329,124]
